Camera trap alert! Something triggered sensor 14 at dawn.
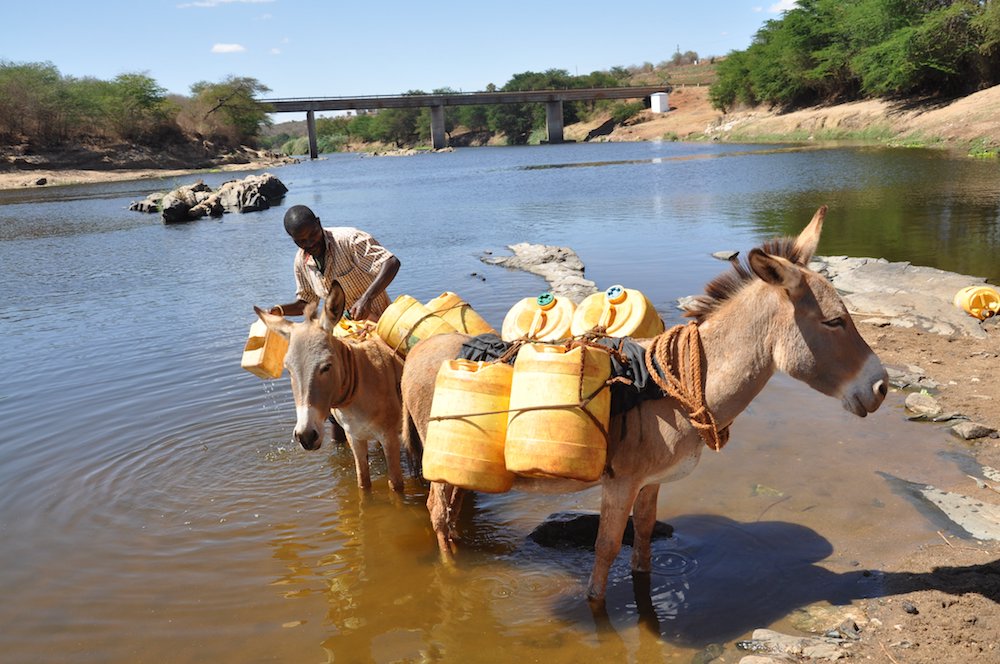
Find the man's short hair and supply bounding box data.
[283,205,319,236]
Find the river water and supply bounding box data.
[1,142,998,663]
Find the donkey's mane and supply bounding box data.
[683,236,804,322]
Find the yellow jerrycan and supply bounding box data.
[501,292,576,342]
[375,294,458,357]
[570,284,665,338]
[423,359,515,493]
[504,343,611,482]
[331,317,377,341]
[425,291,498,336]
[241,319,288,379]
[953,285,1000,320]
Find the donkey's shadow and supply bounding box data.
[535,513,1000,648]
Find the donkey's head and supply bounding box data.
[753,207,887,416]
[255,282,353,450]
[688,207,888,417]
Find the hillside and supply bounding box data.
[565,82,1000,154]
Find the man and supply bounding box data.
[270,204,400,445]
[270,204,400,321]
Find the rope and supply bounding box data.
[644,321,729,452]
[328,339,360,409]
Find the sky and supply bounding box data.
[3,0,797,100]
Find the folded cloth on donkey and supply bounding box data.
[456,333,663,416]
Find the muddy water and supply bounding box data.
[1,142,999,663]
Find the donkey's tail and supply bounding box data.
[401,398,424,478]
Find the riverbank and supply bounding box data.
[573,83,1000,155]
[0,143,297,191]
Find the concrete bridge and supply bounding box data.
[262,85,671,157]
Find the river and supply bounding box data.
[1,142,998,663]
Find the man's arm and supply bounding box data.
[269,299,309,317]
[350,255,401,320]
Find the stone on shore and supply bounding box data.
[951,421,998,440]
[904,392,942,418]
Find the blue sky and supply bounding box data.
[3,0,796,100]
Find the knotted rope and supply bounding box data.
[644,321,729,451]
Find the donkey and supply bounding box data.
[255,282,410,491]
[400,207,889,602]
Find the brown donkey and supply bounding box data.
[400,207,889,602]
[256,282,409,491]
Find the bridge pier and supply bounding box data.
[545,101,564,144]
[306,110,318,160]
[430,105,446,150]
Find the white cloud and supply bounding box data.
[211,43,246,53]
[753,5,764,12]
[269,48,281,55]
[179,0,274,8]
[768,0,798,12]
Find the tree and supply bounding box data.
[187,76,271,145]
[105,73,170,141]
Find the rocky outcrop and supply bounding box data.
[480,243,597,303]
[129,172,288,224]
[811,256,992,338]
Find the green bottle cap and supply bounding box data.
[536,292,555,309]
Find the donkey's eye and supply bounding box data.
[319,363,332,374]
[822,317,846,328]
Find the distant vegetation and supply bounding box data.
[710,0,1000,111]
[0,60,272,150]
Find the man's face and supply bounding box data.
[291,219,324,257]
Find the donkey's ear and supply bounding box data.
[255,306,293,340]
[324,281,347,322]
[792,205,826,264]
[749,248,803,292]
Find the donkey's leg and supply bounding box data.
[588,480,640,603]
[630,484,660,573]
[427,481,456,562]
[382,431,405,493]
[347,435,372,490]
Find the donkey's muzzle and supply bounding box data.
[295,428,321,451]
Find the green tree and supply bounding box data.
[105,72,170,141]
[188,75,272,145]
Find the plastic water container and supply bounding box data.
[332,317,377,340]
[953,285,1000,320]
[241,319,288,379]
[504,343,611,482]
[423,359,515,493]
[375,294,458,357]
[500,293,576,342]
[425,291,497,336]
[570,285,665,338]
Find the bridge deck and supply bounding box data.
[261,86,670,112]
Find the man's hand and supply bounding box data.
[349,295,371,321]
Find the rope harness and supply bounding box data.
[644,321,729,451]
